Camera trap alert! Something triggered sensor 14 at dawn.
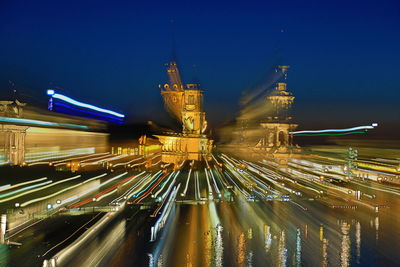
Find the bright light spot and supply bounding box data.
[47,89,55,95]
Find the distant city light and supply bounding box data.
[47,90,125,118]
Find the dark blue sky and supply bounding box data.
[1,0,399,130]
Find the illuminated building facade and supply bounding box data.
[0,97,28,165]
[256,66,297,153]
[155,61,213,166]
[0,92,108,166]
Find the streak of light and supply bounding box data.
[0,116,88,130]
[0,180,53,202]
[150,184,181,241]
[292,131,366,137]
[0,177,47,193]
[48,91,125,118]
[0,174,80,203]
[21,173,107,207]
[95,188,118,202]
[204,168,214,199]
[61,173,125,209]
[181,167,192,197]
[151,173,179,217]
[290,124,377,134]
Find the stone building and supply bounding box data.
[0,90,108,166]
[256,66,297,153]
[155,61,213,166]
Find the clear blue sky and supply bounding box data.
[1,0,399,130]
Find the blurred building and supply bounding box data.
[155,61,213,166]
[256,66,297,153]
[138,135,162,156]
[0,90,108,166]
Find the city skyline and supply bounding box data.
[1,0,399,133]
[1,1,400,266]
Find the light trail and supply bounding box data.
[0,177,47,193]
[0,116,88,130]
[0,180,53,203]
[0,175,83,204]
[204,168,213,199]
[133,171,166,203]
[110,172,148,204]
[290,124,377,135]
[20,174,107,207]
[153,171,176,199]
[47,90,125,118]
[208,168,221,196]
[150,184,181,242]
[151,173,179,217]
[195,171,201,200]
[69,172,137,208]
[293,131,366,137]
[181,167,192,197]
[62,173,126,209]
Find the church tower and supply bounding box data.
[182,83,207,135]
[156,61,213,166]
[259,65,297,152]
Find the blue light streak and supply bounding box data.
[47,90,125,118]
[0,116,89,130]
[289,124,378,135]
[53,101,123,123]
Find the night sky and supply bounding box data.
[1,0,399,133]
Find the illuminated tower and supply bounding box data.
[259,65,297,152]
[161,62,208,136]
[156,61,212,166]
[182,83,207,135]
[267,66,294,122]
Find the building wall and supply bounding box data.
[0,131,5,164]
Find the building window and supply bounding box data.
[188,95,194,105]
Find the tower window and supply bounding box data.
[188,95,194,105]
